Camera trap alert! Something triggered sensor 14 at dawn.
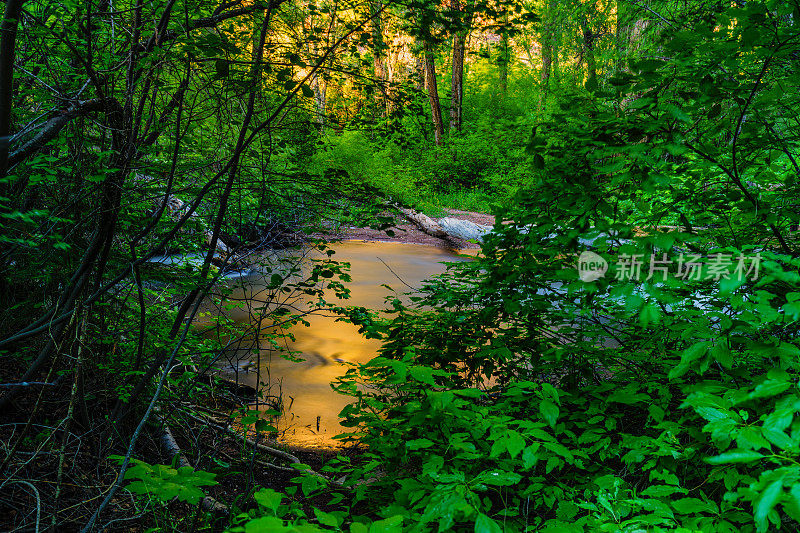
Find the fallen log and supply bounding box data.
[395,206,450,239]
[395,205,493,243]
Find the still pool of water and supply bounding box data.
[202,241,473,448]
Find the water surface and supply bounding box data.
[208,241,471,447]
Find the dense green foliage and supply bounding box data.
[244,1,800,531]
[1,0,799,530]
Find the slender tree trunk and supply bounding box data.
[541,42,552,90]
[307,3,338,132]
[450,34,465,131]
[0,0,25,180]
[497,12,510,96]
[424,41,445,145]
[449,0,468,132]
[628,17,649,58]
[416,54,426,91]
[580,15,597,87]
[552,19,561,85]
[311,73,327,131]
[539,0,556,107]
[370,0,388,117]
[614,0,628,73]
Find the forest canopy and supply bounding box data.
[1,0,799,530]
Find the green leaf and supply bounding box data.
[669,341,709,378]
[122,461,216,505]
[736,426,771,451]
[749,380,791,400]
[215,59,230,78]
[314,508,341,527]
[706,449,764,464]
[672,497,715,515]
[369,515,403,532]
[255,419,277,433]
[244,516,290,532]
[475,513,503,533]
[608,387,649,404]
[522,445,538,469]
[454,388,484,398]
[641,484,688,498]
[666,103,691,123]
[696,406,730,422]
[755,480,783,532]
[254,488,282,513]
[539,399,559,428]
[301,84,315,98]
[407,438,434,450]
[409,365,435,385]
[639,303,660,326]
[476,470,522,486]
[762,427,793,450]
[506,430,526,458]
[712,342,733,368]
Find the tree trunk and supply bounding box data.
[449,34,465,131]
[311,73,327,131]
[370,0,388,117]
[0,0,25,180]
[416,54,426,91]
[423,41,445,145]
[449,0,470,132]
[614,0,629,73]
[580,15,597,88]
[628,17,650,59]
[539,0,556,106]
[497,13,510,96]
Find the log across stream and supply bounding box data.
[196,241,474,448]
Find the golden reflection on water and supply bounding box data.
[204,241,472,448]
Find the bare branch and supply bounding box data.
[8,98,113,168]
[0,381,57,388]
[132,3,279,52]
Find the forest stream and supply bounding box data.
[199,241,474,448]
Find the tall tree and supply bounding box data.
[371,0,389,117]
[449,0,472,131]
[497,12,511,96]
[0,0,24,180]
[540,0,557,106]
[579,8,598,88]
[416,54,426,91]
[424,40,445,144]
[419,11,445,144]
